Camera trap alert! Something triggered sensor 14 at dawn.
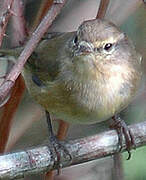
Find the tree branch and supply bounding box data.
[96,0,110,19]
[11,0,28,46]
[0,121,146,179]
[0,0,66,104]
[0,0,14,46]
[0,76,25,153]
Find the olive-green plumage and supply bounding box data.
[0,19,142,124]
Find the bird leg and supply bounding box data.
[45,111,71,179]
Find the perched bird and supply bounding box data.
[0,19,142,154]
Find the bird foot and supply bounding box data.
[54,0,63,4]
[49,135,72,175]
[111,115,136,160]
[46,111,72,174]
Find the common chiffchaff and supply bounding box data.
[0,19,142,125]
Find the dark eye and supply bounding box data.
[104,43,113,51]
[73,35,78,44]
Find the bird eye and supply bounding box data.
[104,43,113,51]
[73,35,78,44]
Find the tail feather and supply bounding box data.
[0,49,17,77]
[0,48,21,60]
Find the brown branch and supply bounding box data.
[11,0,28,46]
[0,75,25,153]
[0,121,146,179]
[57,120,69,140]
[31,0,54,31]
[0,0,14,46]
[0,0,66,104]
[96,0,110,19]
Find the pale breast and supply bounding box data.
[22,63,140,124]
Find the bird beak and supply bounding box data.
[74,41,93,56]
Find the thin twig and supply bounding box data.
[0,0,14,46]
[0,0,66,104]
[96,0,110,19]
[31,0,54,31]
[11,0,28,46]
[0,121,146,179]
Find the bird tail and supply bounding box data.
[0,47,21,61]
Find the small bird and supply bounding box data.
[0,19,142,155]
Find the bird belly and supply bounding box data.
[22,74,123,124]
[22,67,137,125]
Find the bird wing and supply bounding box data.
[25,32,73,85]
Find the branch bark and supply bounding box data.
[0,0,14,46]
[96,0,110,19]
[0,121,146,179]
[11,0,28,46]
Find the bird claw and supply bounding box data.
[49,135,72,175]
[54,0,63,4]
[111,115,136,160]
